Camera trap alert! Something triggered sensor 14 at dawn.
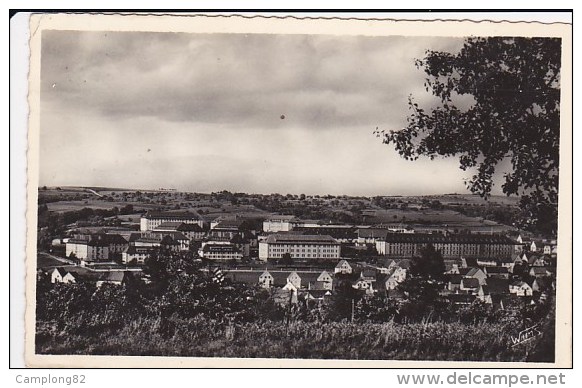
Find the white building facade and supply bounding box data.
[259,234,341,261]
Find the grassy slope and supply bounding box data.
[36,318,543,361]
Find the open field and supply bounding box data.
[39,186,520,230]
[37,253,65,268]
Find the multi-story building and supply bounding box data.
[375,233,517,259]
[258,234,341,261]
[140,211,205,231]
[153,221,206,241]
[65,233,128,263]
[262,216,300,233]
[198,242,242,261]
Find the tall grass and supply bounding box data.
[36,317,542,361]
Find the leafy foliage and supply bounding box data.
[377,37,561,236]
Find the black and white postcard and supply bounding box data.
[23,13,572,367]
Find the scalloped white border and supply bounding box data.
[15,12,573,368]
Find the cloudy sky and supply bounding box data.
[40,30,491,196]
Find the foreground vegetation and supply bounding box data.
[37,317,546,361]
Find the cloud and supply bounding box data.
[39,30,485,196]
[41,31,464,129]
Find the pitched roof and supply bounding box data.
[144,211,202,221]
[485,278,510,294]
[101,271,125,283]
[335,259,352,269]
[485,266,509,274]
[356,228,389,239]
[396,259,411,269]
[381,233,517,245]
[154,221,184,230]
[224,270,260,285]
[263,233,339,245]
[213,219,245,230]
[448,274,463,285]
[52,267,68,277]
[202,243,240,253]
[461,278,480,289]
[124,246,153,254]
[530,267,550,275]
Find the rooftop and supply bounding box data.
[263,233,339,245]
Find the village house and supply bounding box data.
[529,267,552,278]
[458,267,487,285]
[460,278,480,294]
[509,281,533,297]
[96,271,126,287]
[527,254,546,267]
[483,266,510,279]
[497,256,514,271]
[477,285,492,304]
[314,271,334,290]
[259,270,274,288]
[50,268,76,284]
[335,260,353,274]
[484,278,510,297]
[353,279,375,294]
[447,274,463,292]
[532,278,552,293]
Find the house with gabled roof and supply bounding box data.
[484,266,509,279]
[497,256,514,271]
[444,261,460,274]
[477,285,492,304]
[353,279,374,294]
[528,255,546,267]
[460,278,480,294]
[271,288,297,306]
[509,281,533,296]
[484,278,510,296]
[50,268,76,284]
[286,271,302,289]
[383,275,400,290]
[259,270,274,288]
[96,271,126,287]
[448,274,463,292]
[390,267,407,283]
[396,259,412,270]
[529,267,552,278]
[335,259,353,274]
[459,267,487,285]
